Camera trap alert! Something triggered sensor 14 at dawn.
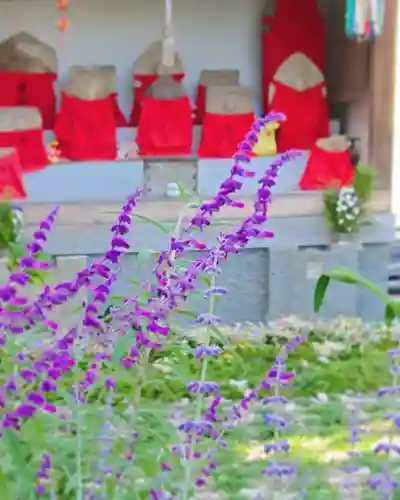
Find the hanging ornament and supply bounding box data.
[57,0,69,33]
[345,0,384,40]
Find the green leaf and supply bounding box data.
[2,429,34,497]
[173,308,198,318]
[327,268,392,304]
[136,248,159,265]
[354,164,375,203]
[314,275,330,313]
[385,303,396,326]
[112,332,136,363]
[198,274,212,288]
[176,181,190,203]
[132,213,171,233]
[0,469,11,500]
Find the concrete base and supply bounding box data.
[268,242,390,322]
[66,212,393,324]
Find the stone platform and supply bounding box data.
[20,192,394,324]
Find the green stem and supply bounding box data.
[74,375,83,500]
[113,350,149,500]
[72,321,85,500]
[182,273,216,500]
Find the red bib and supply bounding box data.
[0,149,26,199]
[0,72,23,106]
[55,93,117,161]
[129,73,185,126]
[23,73,57,130]
[0,129,48,173]
[261,0,325,113]
[110,93,127,127]
[198,112,255,158]
[299,144,354,190]
[136,96,193,156]
[0,71,56,129]
[194,83,207,124]
[269,81,329,152]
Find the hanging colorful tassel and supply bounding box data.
[345,0,384,40]
[369,0,384,37]
[345,0,356,38]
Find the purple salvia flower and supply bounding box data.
[193,345,221,359]
[187,381,219,394]
[36,452,53,496]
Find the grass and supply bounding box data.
[131,395,400,499]
[1,318,398,498]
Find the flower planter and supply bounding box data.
[331,232,362,249]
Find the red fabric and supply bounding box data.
[23,73,57,129]
[269,81,329,152]
[299,144,354,190]
[0,72,23,106]
[194,83,206,124]
[0,149,26,199]
[136,96,193,156]
[0,72,56,129]
[129,73,185,126]
[261,0,325,113]
[54,92,117,161]
[110,93,127,127]
[0,128,48,173]
[198,112,255,158]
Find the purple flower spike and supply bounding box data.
[15,403,37,418]
[187,381,219,394]
[27,392,45,406]
[9,272,30,286]
[193,345,222,359]
[204,287,227,298]
[105,377,115,389]
[196,313,221,325]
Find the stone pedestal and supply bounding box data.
[268,244,359,320]
[143,156,198,199]
[357,243,391,321]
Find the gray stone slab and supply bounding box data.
[268,245,359,320]
[24,161,144,203]
[357,243,391,322]
[143,156,198,199]
[99,249,269,325]
[24,212,394,255]
[197,154,308,197]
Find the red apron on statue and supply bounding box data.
[194,83,207,125]
[269,80,329,152]
[0,72,23,106]
[0,129,48,173]
[0,149,26,199]
[23,73,57,130]
[0,72,56,129]
[129,73,185,127]
[299,142,354,190]
[261,0,325,113]
[136,96,193,156]
[55,93,117,161]
[198,112,255,158]
[110,93,127,127]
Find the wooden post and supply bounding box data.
[369,0,398,191]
